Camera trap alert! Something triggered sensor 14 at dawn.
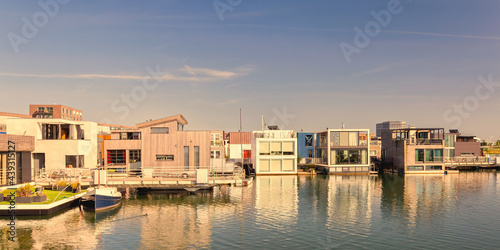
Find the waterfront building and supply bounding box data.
[0,111,98,176]
[29,104,83,121]
[315,129,371,174]
[382,128,445,174]
[251,128,297,175]
[370,136,382,161]
[376,121,406,138]
[99,123,142,174]
[0,134,35,185]
[444,129,481,159]
[226,132,252,163]
[134,115,225,171]
[297,132,315,164]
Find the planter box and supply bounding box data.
[57,186,69,192]
[33,196,47,202]
[15,196,34,203]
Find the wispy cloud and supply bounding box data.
[0,65,253,83]
[382,30,500,41]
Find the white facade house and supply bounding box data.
[251,130,297,175]
[2,116,98,176]
[315,129,371,174]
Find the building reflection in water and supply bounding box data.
[254,176,299,230]
[326,175,380,236]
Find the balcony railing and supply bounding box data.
[403,138,443,145]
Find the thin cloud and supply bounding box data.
[382,30,500,41]
[0,66,253,83]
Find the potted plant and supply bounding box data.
[70,181,81,193]
[56,180,70,191]
[33,193,47,202]
[2,189,14,201]
[15,183,35,203]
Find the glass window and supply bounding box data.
[259,142,270,155]
[271,142,281,155]
[308,149,313,158]
[336,150,349,164]
[283,141,294,155]
[330,149,337,165]
[156,155,174,161]
[194,146,200,166]
[330,132,339,146]
[407,166,424,171]
[184,146,189,167]
[66,155,84,168]
[348,132,359,146]
[129,150,141,163]
[418,132,428,139]
[426,165,442,170]
[444,135,455,147]
[425,149,434,162]
[339,132,349,146]
[349,150,360,164]
[107,150,125,164]
[305,135,313,147]
[415,149,424,162]
[434,149,443,162]
[151,127,169,134]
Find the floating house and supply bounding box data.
[252,128,297,175]
[315,129,371,174]
[382,128,445,174]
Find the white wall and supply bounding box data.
[5,118,98,173]
[229,144,251,159]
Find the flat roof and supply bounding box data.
[136,114,188,128]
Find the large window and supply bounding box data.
[332,149,367,165]
[66,155,84,168]
[415,149,443,162]
[259,141,294,156]
[444,135,455,147]
[130,150,141,163]
[107,150,125,164]
[151,127,169,134]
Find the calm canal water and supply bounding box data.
[2,171,500,249]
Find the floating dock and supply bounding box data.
[0,193,84,216]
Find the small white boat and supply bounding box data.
[81,186,122,212]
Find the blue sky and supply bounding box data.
[1,0,499,140]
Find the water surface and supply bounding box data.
[2,171,500,249]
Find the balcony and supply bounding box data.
[409,138,444,145]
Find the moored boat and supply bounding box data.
[81,186,122,212]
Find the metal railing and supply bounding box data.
[444,156,490,165]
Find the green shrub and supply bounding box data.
[70,181,80,189]
[56,180,69,187]
[16,183,34,197]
